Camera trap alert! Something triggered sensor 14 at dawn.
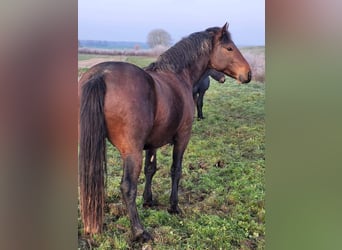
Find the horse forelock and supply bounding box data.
[145,29,216,73]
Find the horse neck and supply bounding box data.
[183,57,210,87]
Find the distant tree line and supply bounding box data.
[78,47,170,57]
[78,28,173,57]
[78,40,149,50]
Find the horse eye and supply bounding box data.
[227,47,233,52]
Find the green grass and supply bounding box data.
[78,53,156,65]
[126,56,157,67]
[78,55,265,249]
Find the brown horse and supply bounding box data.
[78,23,251,242]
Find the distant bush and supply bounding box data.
[242,48,265,83]
[147,29,172,48]
[78,47,150,56]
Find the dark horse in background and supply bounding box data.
[79,23,251,242]
[193,69,225,120]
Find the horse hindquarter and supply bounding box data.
[102,64,156,241]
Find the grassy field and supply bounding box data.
[78,54,265,249]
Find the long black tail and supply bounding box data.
[79,75,107,234]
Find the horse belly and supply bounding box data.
[144,126,176,149]
[144,103,194,149]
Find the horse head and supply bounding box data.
[208,23,252,84]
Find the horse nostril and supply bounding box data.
[239,71,252,83]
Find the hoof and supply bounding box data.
[133,230,153,243]
[143,199,159,209]
[197,117,205,121]
[168,206,182,214]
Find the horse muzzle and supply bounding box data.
[238,70,252,84]
[219,77,226,83]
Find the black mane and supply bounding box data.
[145,27,231,73]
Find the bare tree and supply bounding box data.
[147,29,172,48]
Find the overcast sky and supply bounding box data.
[78,0,265,46]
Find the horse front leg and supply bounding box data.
[121,154,152,242]
[143,148,158,207]
[197,91,205,120]
[168,137,190,214]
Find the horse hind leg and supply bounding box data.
[120,153,152,242]
[143,148,158,208]
[168,137,190,214]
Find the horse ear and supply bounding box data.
[218,23,229,40]
[221,22,229,35]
